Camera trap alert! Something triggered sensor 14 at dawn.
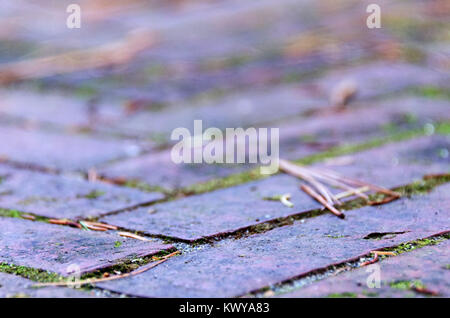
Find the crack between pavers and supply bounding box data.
[84,174,450,245]
[0,179,448,297]
[243,231,450,298]
[1,174,449,246]
[0,248,179,292]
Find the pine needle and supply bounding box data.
[279,158,401,219]
[32,251,180,288]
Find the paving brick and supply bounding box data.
[0,272,99,298]
[100,135,449,241]
[318,135,449,189]
[0,165,164,219]
[280,240,450,297]
[280,97,450,159]
[97,97,449,190]
[98,84,325,138]
[99,150,250,191]
[97,183,450,297]
[102,174,312,241]
[0,89,121,128]
[0,217,172,276]
[305,62,449,102]
[0,125,150,171]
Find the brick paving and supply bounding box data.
[0,0,449,298]
[0,165,164,219]
[97,184,450,297]
[0,217,173,275]
[280,239,450,298]
[0,272,101,298]
[100,136,448,241]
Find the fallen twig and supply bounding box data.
[49,219,81,229]
[82,221,118,230]
[411,286,439,296]
[279,159,401,219]
[368,195,400,206]
[118,231,150,241]
[32,251,180,288]
[360,253,379,266]
[79,221,108,231]
[370,251,395,256]
[300,184,345,219]
[334,186,370,200]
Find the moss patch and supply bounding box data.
[83,190,106,199]
[0,263,63,283]
[124,180,171,196]
[181,168,264,195]
[327,292,357,298]
[390,280,425,290]
[382,233,449,255]
[414,86,450,100]
[0,208,48,223]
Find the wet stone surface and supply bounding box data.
[0,165,164,219]
[97,184,450,297]
[100,135,449,241]
[0,272,99,298]
[280,239,450,298]
[0,217,173,276]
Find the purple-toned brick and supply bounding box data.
[100,135,449,241]
[0,125,149,171]
[280,240,450,297]
[0,165,164,219]
[0,273,99,298]
[0,217,173,276]
[97,183,450,297]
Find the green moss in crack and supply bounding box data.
[400,174,450,197]
[181,168,264,195]
[384,233,449,255]
[362,291,379,297]
[0,263,63,283]
[124,180,171,195]
[179,124,448,196]
[415,86,450,100]
[79,249,176,280]
[390,280,425,290]
[84,190,106,199]
[0,208,22,218]
[0,208,49,223]
[435,122,450,135]
[327,292,357,298]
